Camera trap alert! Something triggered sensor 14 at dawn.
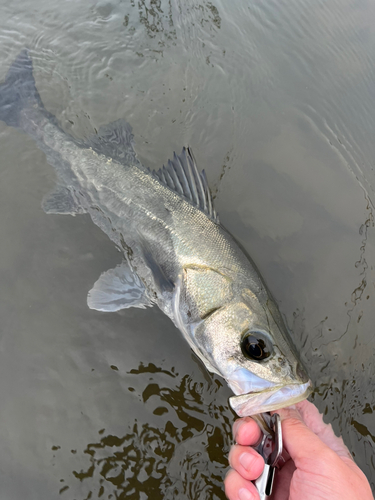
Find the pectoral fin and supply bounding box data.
[87,261,153,312]
[137,236,174,294]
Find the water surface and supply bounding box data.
[0,0,374,498]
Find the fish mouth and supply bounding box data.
[228,380,313,416]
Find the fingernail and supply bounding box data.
[232,419,244,440]
[238,487,253,500]
[239,452,255,471]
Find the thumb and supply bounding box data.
[274,406,336,466]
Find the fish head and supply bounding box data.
[191,287,312,416]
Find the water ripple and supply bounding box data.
[59,364,233,499]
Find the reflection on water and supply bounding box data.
[123,0,177,45]
[60,363,233,499]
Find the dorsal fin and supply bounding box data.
[84,119,141,168]
[152,147,219,224]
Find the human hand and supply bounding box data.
[225,400,374,500]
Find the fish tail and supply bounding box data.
[0,49,43,127]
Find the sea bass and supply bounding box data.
[0,50,312,416]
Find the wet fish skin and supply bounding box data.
[0,50,312,416]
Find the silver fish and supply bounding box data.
[0,50,312,417]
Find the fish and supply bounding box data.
[0,49,312,417]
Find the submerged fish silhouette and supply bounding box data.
[0,50,312,416]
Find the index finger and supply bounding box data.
[233,417,263,446]
[295,400,353,460]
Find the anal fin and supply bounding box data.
[87,261,154,312]
[42,186,85,215]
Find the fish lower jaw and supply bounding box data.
[228,380,313,417]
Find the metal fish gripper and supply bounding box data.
[254,413,283,500]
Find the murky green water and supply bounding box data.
[0,0,374,498]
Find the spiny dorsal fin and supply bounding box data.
[152,147,219,224]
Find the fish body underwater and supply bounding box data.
[0,50,312,417]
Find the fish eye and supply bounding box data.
[241,331,273,361]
